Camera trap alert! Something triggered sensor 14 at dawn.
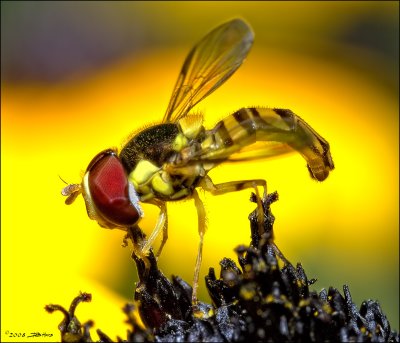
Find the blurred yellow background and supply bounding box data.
[2,2,398,341]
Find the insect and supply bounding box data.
[62,18,334,308]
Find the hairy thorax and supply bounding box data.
[119,123,206,202]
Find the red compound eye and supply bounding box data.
[87,150,141,227]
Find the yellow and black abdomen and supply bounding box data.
[201,107,334,181]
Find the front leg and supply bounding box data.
[141,199,168,258]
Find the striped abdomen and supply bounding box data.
[200,107,334,181]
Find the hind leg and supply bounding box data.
[190,176,267,309]
[200,175,267,236]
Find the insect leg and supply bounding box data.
[201,175,267,196]
[154,201,169,258]
[192,188,206,307]
[200,175,266,238]
[202,177,288,264]
[141,200,168,258]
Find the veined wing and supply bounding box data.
[191,140,295,166]
[166,139,297,183]
[225,141,296,162]
[162,18,254,123]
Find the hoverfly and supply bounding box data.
[62,18,334,307]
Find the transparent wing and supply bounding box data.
[225,141,296,162]
[162,18,254,123]
[191,140,295,165]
